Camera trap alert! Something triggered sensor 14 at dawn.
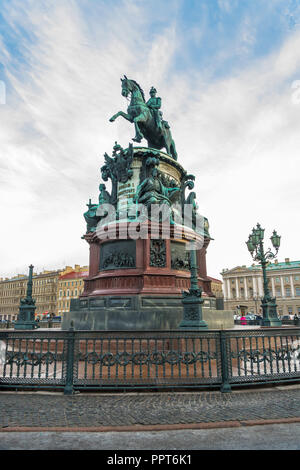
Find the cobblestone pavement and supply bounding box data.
[1,386,300,429]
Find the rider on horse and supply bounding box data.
[146,87,163,132]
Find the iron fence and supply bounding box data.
[234,319,300,326]
[0,321,61,330]
[0,327,299,394]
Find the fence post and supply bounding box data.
[220,330,231,393]
[64,322,75,395]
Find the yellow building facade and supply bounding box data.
[0,265,88,321]
[207,276,223,298]
[56,265,88,317]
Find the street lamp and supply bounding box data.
[179,241,208,329]
[252,295,263,316]
[14,265,39,330]
[245,224,282,327]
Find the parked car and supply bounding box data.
[281,315,293,321]
[245,314,255,321]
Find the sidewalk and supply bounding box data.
[1,423,300,450]
[1,385,300,431]
[1,385,300,449]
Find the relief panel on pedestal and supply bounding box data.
[100,240,136,270]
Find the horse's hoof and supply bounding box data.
[132,137,142,143]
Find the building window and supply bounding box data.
[285,277,289,283]
[285,287,291,297]
[276,288,281,297]
[296,287,300,296]
[295,276,299,281]
[288,307,293,314]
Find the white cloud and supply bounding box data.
[0,0,299,282]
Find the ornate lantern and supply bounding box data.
[246,237,255,254]
[270,230,281,250]
[255,223,265,241]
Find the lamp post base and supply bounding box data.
[179,289,208,330]
[261,298,282,327]
[14,320,39,330]
[14,305,39,330]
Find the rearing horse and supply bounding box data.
[109,76,178,160]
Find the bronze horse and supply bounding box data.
[109,77,178,160]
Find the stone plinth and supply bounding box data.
[63,293,233,330]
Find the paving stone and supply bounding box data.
[0,387,300,428]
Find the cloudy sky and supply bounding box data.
[0,0,300,279]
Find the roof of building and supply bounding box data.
[1,265,88,283]
[207,276,222,283]
[1,275,28,283]
[222,259,300,275]
[59,270,89,280]
[249,260,300,271]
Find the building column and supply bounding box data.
[252,276,257,296]
[223,280,227,299]
[290,275,295,297]
[280,277,285,298]
[258,276,264,297]
[244,277,248,300]
[235,278,240,299]
[271,277,276,297]
[227,279,231,299]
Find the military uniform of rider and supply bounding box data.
[146,87,163,131]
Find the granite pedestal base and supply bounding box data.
[62,295,234,330]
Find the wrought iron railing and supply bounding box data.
[0,327,299,394]
[0,320,62,330]
[234,319,300,326]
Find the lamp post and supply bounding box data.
[246,224,282,327]
[252,295,262,316]
[179,241,208,329]
[14,265,39,330]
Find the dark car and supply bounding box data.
[281,315,292,321]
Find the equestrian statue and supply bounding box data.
[109,76,178,160]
